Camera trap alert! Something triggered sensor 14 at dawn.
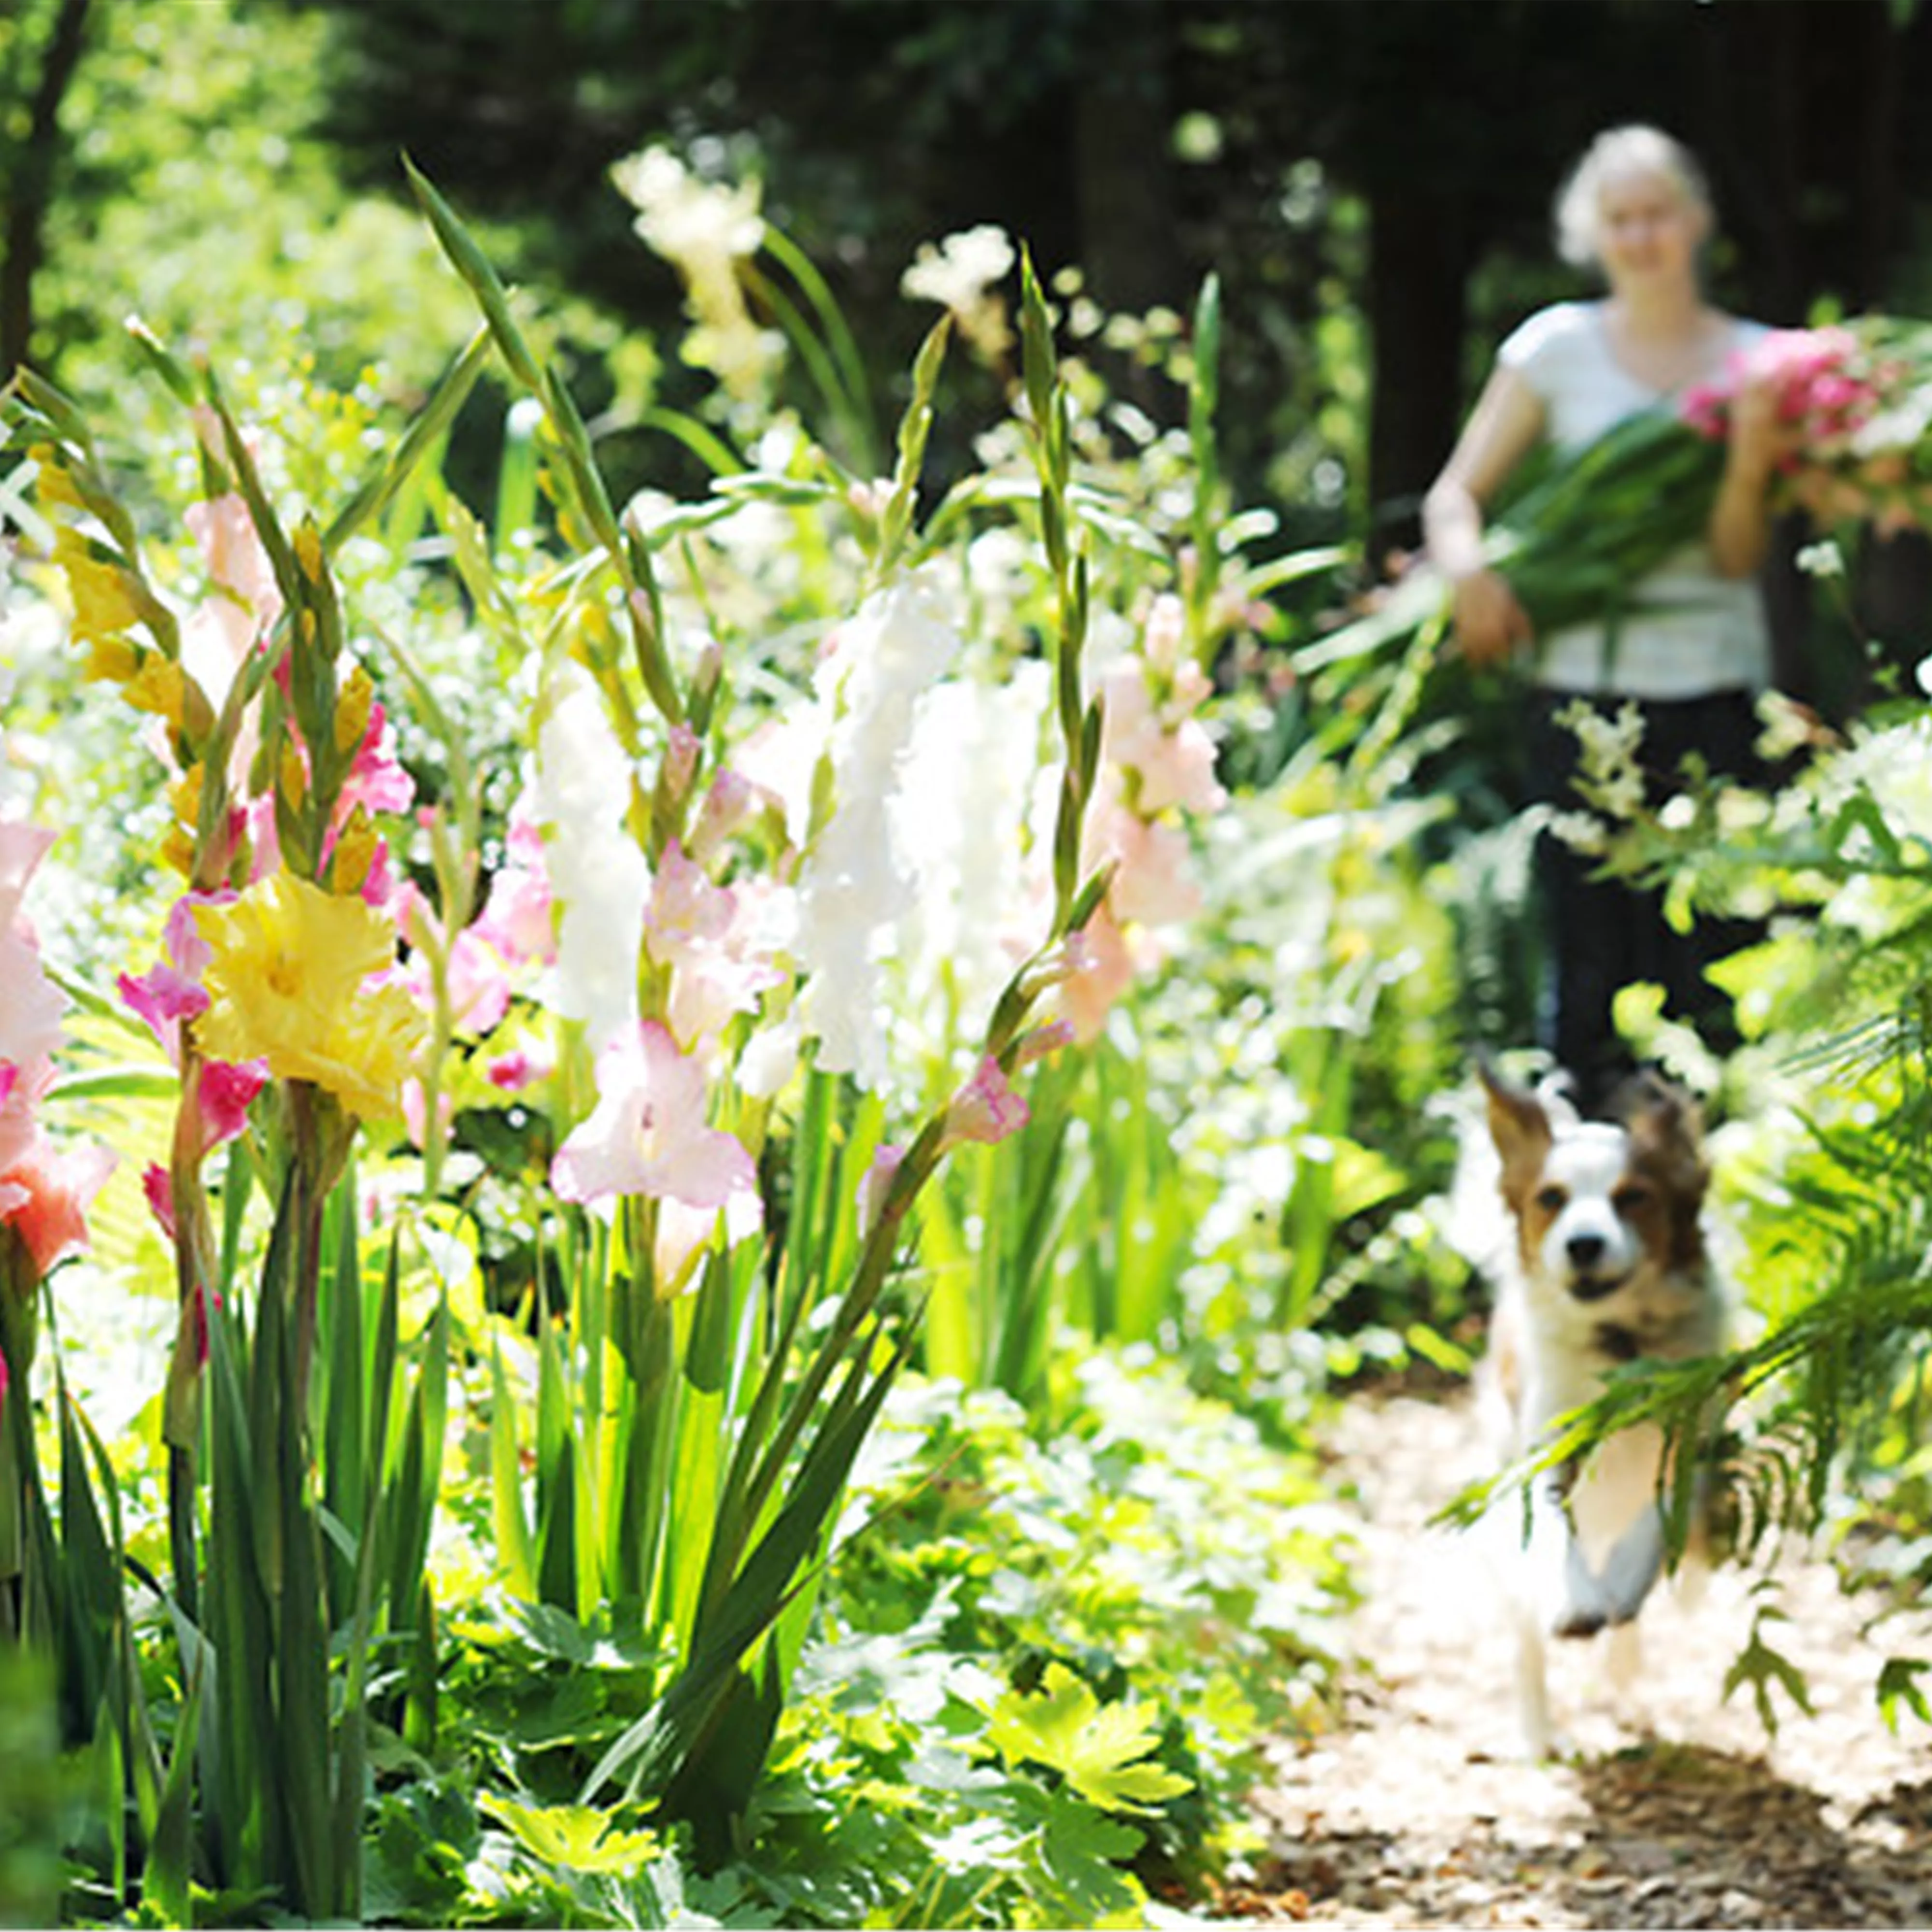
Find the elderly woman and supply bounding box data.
[1424,123,1787,1113]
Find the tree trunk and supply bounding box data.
[1364,182,1471,567]
[1,0,94,379]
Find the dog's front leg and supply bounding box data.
[1525,1464,1611,1638]
[1598,1502,1667,1624]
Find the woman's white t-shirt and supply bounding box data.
[1498,300,1772,699]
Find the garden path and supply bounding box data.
[1233,1389,1932,1928]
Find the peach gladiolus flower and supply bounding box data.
[0,1135,115,1277]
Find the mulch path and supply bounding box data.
[1230,1390,1932,1929]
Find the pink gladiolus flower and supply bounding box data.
[143,1162,177,1241]
[118,963,210,1060]
[1101,669,1228,817]
[0,1135,115,1277]
[653,1188,763,1297]
[0,823,65,1177]
[443,928,514,1037]
[1087,800,1205,927]
[401,1076,456,1151]
[118,889,237,1062]
[646,841,734,953]
[645,843,783,1053]
[687,767,761,864]
[856,1142,907,1236]
[336,701,416,821]
[0,822,55,935]
[197,1058,268,1149]
[1057,906,1137,1045]
[485,1047,551,1093]
[473,818,556,967]
[940,1056,1029,1149]
[552,1020,761,1219]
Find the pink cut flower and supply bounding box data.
[646,840,735,952]
[446,929,514,1037]
[0,1135,115,1278]
[940,1055,1029,1150]
[552,1020,762,1218]
[401,1075,456,1151]
[653,1188,763,1298]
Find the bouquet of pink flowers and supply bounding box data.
[1682,318,1932,536]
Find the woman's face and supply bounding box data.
[1593,165,1706,288]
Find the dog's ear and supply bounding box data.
[1625,1078,1709,1199]
[1478,1059,1552,1185]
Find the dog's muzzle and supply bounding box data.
[1563,1233,1628,1301]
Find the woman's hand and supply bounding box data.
[1423,363,1546,664]
[1449,566,1534,668]
[1725,373,1785,485]
[1708,371,1788,577]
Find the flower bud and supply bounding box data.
[334,664,376,755]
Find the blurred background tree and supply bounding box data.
[7,0,1932,568]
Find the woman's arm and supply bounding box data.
[1706,375,1781,578]
[1422,363,1547,667]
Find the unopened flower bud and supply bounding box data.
[330,807,380,895]
[294,518,326,584]
[279,741,308,812]
[334,665,375,754]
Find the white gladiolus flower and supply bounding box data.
[610,144,779,400]
[894,664,1053,1051]
[901,225,1017,364]
[532,667,650,1051]
[793,571,964,1087]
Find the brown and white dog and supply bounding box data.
[1477,1062,1725,1756]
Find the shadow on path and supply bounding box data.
[1231,1392,1932,1928]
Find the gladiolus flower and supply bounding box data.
[856,1142,906,1236]
[552,1020,760,1219]
[142,1163,177,1241]
[0,1135,115,1277]
[195,872,426,1120]
[198,1058,268,1148]
[1057,907,1136,1045]
[940,1055,1029,1150]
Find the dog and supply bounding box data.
[1476,1061,1725,1756]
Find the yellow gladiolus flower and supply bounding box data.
[53,527,142,643]
[84,636,141,685]
[160,825,195,878]
[195,873,426,1120]
[32,451,86,513]
[122,657,188,728]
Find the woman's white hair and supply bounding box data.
[1554,125,1714,269]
